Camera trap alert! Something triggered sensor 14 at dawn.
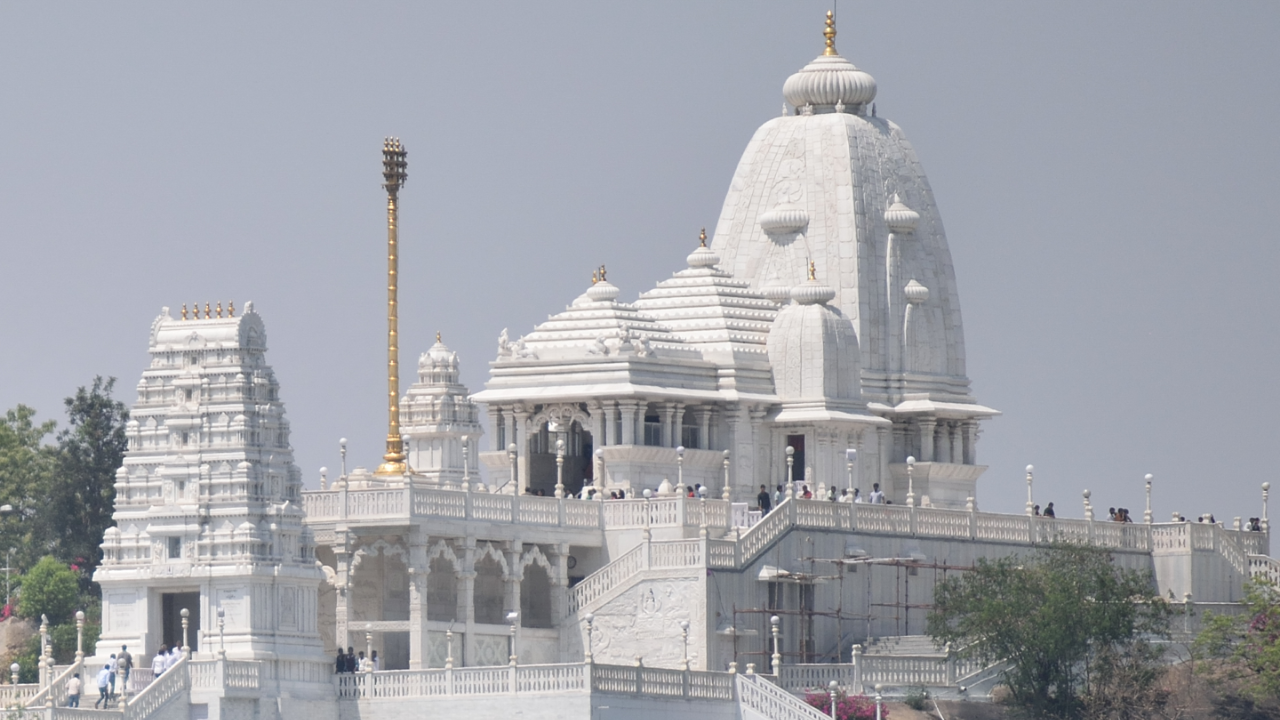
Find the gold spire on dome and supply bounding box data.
[599,264,608,281]
[181,304,188,320]
[823,10,837,56]
[808,259,817,281]
[228,301,235,317]
[699,228,707,247]
[436,331,442,343]
[204,302,211,319]
[592,269,598,284]
[216,302,223,318]
[377,137,409,477]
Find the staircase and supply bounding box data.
[736,674,831,720]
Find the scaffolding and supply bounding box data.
[726,556,973,669]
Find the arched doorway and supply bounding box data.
[526,405,594,496]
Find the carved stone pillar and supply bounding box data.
[695,407,712,451]
[459,537,477,667]
[749,406,769,495]
[505,541,522,632]
[934,422,951,464]
[588,401,604,455]
[917,418,936,463]
[514,406,530,494]
[618,401,638,445]
[490,407,504,450]
[661,402,678,448]
[876,425,891,495]
[334,536,352,652]
[961,420,979,465]
[408,539,429,669]
[949,422,963,465]
[550,543,570,629]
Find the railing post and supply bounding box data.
[851,643,863,694]
[634,657,643,695]
[967,498,976,539]
[465,491,474,521]
[910,505,918,536]
[338,481,349,522]
[509,663,517,694]
[559,496,567,526]
[944,642,955,686]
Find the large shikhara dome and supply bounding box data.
[711,30,974,411]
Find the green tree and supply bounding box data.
[926,544,1174,719]
[1193,577,1280,712]
[0,405,59,570]
[18,556,79,622]
[51,376,129,576]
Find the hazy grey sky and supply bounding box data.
[2,2,1277,523]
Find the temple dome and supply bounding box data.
[767,278,860,402]
[783,55,876,111]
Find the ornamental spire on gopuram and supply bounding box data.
[376,138,409,476]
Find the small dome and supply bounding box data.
[761,284,792,304]
[758,207,810,235]
[884,194,920,233]
[904,280,929,305]
[586,280,620,303]
[686,229,720,268]
[423,333,458,366]
[782,15,876,111]
[791,280,836,306]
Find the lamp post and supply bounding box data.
[698,485,708,538]
[319,467,328,491]
[216,607,226,659]
[1083,489,1093,521]
[75,610,85,662]
[595,448,605,493]
[38,614,48,688]
[722,450,732,501]
[642,489,652,540]
[828,680,839,720]
[339,438,348,478]
[906,456,916,508]
[507,611,520,666]
[785,447,795,499]
[508,443,519,494]
[1144,474,1154,524]
[1263,482,1271,533]
[9,662,16,686]
[461,435,471,492]
[445,630,454,670]
[180,609,190,658]
[846,449,857,496]
[1025,465,1035,516]
[584,613,595,663]
[679,620,690,671]
[769,615,781,673]
[365,624,373,673]
[676,446,685,491]
[555,439,566,499]
[874,684,884,720]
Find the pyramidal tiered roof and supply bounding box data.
[633,234,776,363]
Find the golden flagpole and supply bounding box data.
[376,137,408,476]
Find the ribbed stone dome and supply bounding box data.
[884,194,920,233]
[767,292,861,402]
[758,206,810,234]
[904,279,929,305]
[586,280,620,303]
[783,54,877,110]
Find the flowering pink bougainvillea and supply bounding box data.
[802,690,886,720]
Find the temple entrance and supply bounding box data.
[161,591,200,652]
[528,420,593,496]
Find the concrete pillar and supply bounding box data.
[514,406,530,494]
[949,422,963,465]
[460,538,477,667]
[335,536,352,652]
[876,426,891,494]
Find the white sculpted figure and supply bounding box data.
[497,328,511,357]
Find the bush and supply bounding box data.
[903,687,928,711]
[17,557,78,622]
[51,621,100,663]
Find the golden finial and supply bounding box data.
[808,259,817,281]
[204,302,211,319]
[591,269,598,284]
[699,228,707,247]
[823,10,837,56]
[228,301,235,317]
[436,331,442,343]
[600,264,608,282]
[181,304,188,320]
[216,302,223,318]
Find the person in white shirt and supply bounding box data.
[66,673,82,708]
[868,483,884,504]
[151,647,168,677]
[853,488,863,503]
[165,646,179,669]
[94,665,112,708]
